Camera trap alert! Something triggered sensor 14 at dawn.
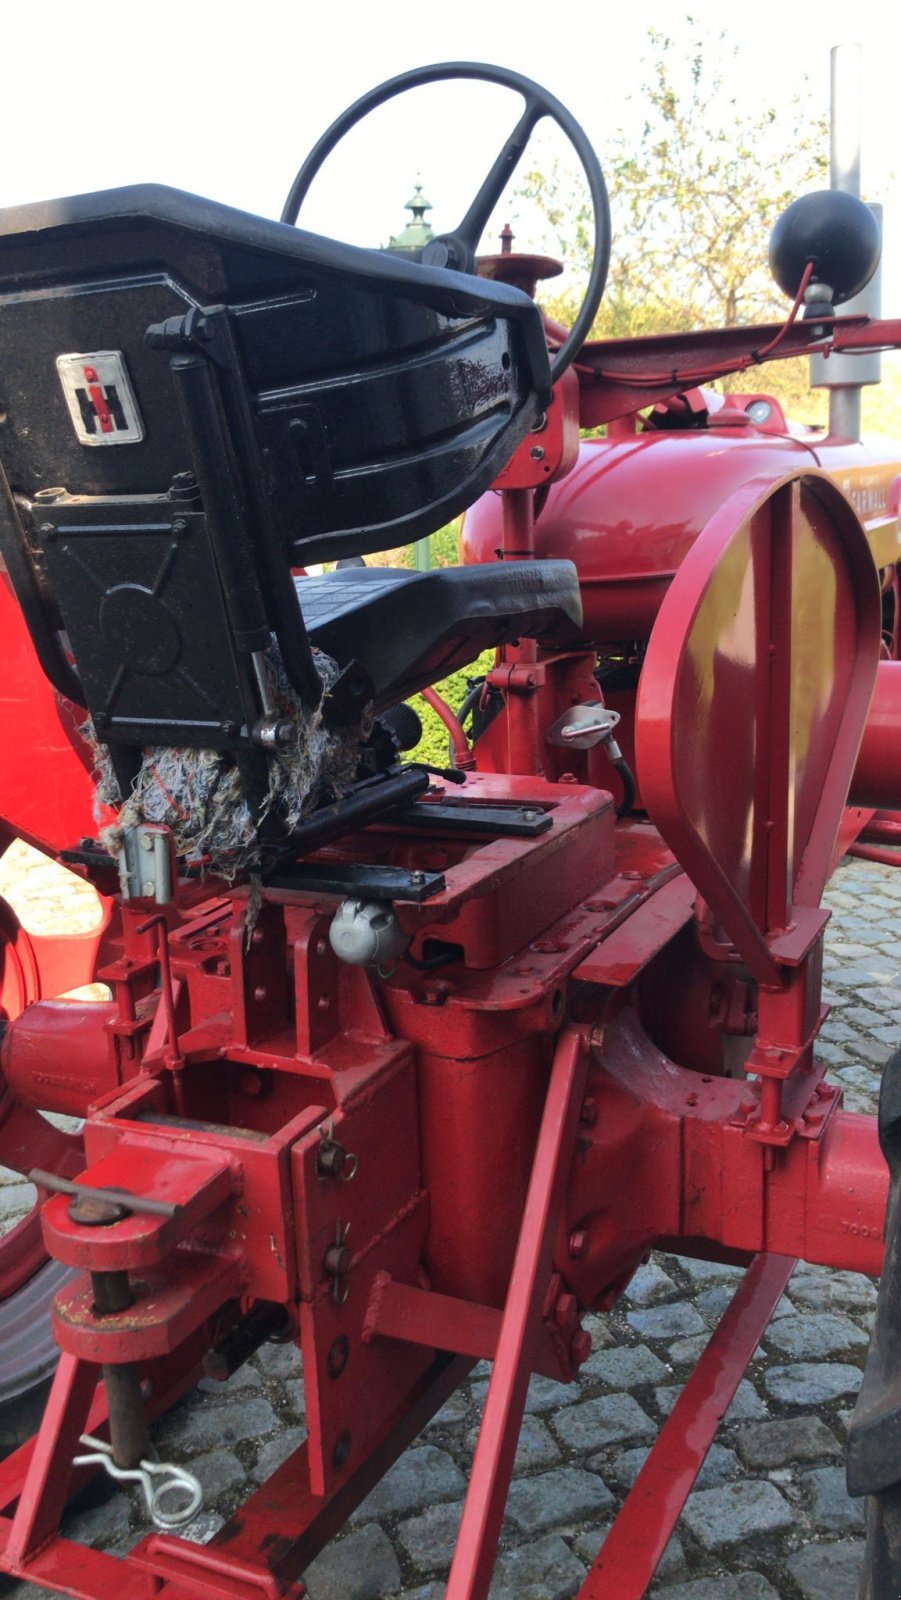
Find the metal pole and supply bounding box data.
[810,43,882,440]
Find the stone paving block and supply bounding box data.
[253,1425,305,1481]
[675,1259,743,1287]
[669,1334,710,1365]
[621,1259,678,1305]
[843,1037,889,1067]
[0,1183,34,1219]
[351,1445,465,1522]
[842,1086,879,1114]
[680,1479,794,1548]
[845,1005,891,1030]
[154,1394,279,1454]
[801,1466,866,1532]
[763,1312,869,1359]
[181,1509,226,1545]
[627,1303,706,1341]
[820,1021,859,1043]
[303,1524,402,1599]
[62,1486,133,1548]
[553,1393,656,1453]
[786,1539,865,1599]
[655,1576,781,1600]
[253,1341,301,1382]
[832,939,879,957]
[523,1374,582,1413]
[423,1388,472,1429]
[504,1466,613,1533]
[765,1362,863,1406]
[488,1533,586,1599]
[581,1343,669,1389]
[198,1364,263,1396]
[191,1447,247,1499]
[789,1268,877,1313]
[284,1378,305,1416]
[734,1416,841,1469]
[397,1501,463,1574]
[816,1042,850,1066]
[856,985,901,1012]
[579,1313,618,1350]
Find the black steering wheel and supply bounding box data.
[281,62,610,385]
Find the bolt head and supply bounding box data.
[568,1229,589,1259]
[554,1292,579,1332]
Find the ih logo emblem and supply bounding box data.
[56,351,144,446]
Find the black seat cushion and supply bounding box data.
[298,562,583,709]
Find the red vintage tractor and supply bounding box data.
[0,60,900,1600]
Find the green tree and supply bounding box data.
[519,22,830,416]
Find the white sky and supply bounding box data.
[2,0,899,303]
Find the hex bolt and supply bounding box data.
[568,1229,588,1259]
[142,880,156,896]
[141,835,155,852]
[327,1335,350,1379]
[554,1293,579,1332]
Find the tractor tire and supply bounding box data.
[847,1048,901,1597]
[0,1257,70,1456]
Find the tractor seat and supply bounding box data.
[0,179,580,876]
[299,563,582,710]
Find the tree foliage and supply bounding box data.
[519,22,830,414]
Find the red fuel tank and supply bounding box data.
[462,418,901,644]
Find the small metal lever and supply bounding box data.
[545,703,622,752]
[30,1170,182,1223]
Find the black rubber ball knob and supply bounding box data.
[769,190,881,304]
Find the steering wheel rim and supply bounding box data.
[281,61,610,384]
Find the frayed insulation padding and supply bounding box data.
[83,646,368,880]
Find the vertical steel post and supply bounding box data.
[810,43,882,441]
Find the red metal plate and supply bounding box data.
[636,472,880,982]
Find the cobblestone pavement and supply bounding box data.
[0,842,899,1599]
